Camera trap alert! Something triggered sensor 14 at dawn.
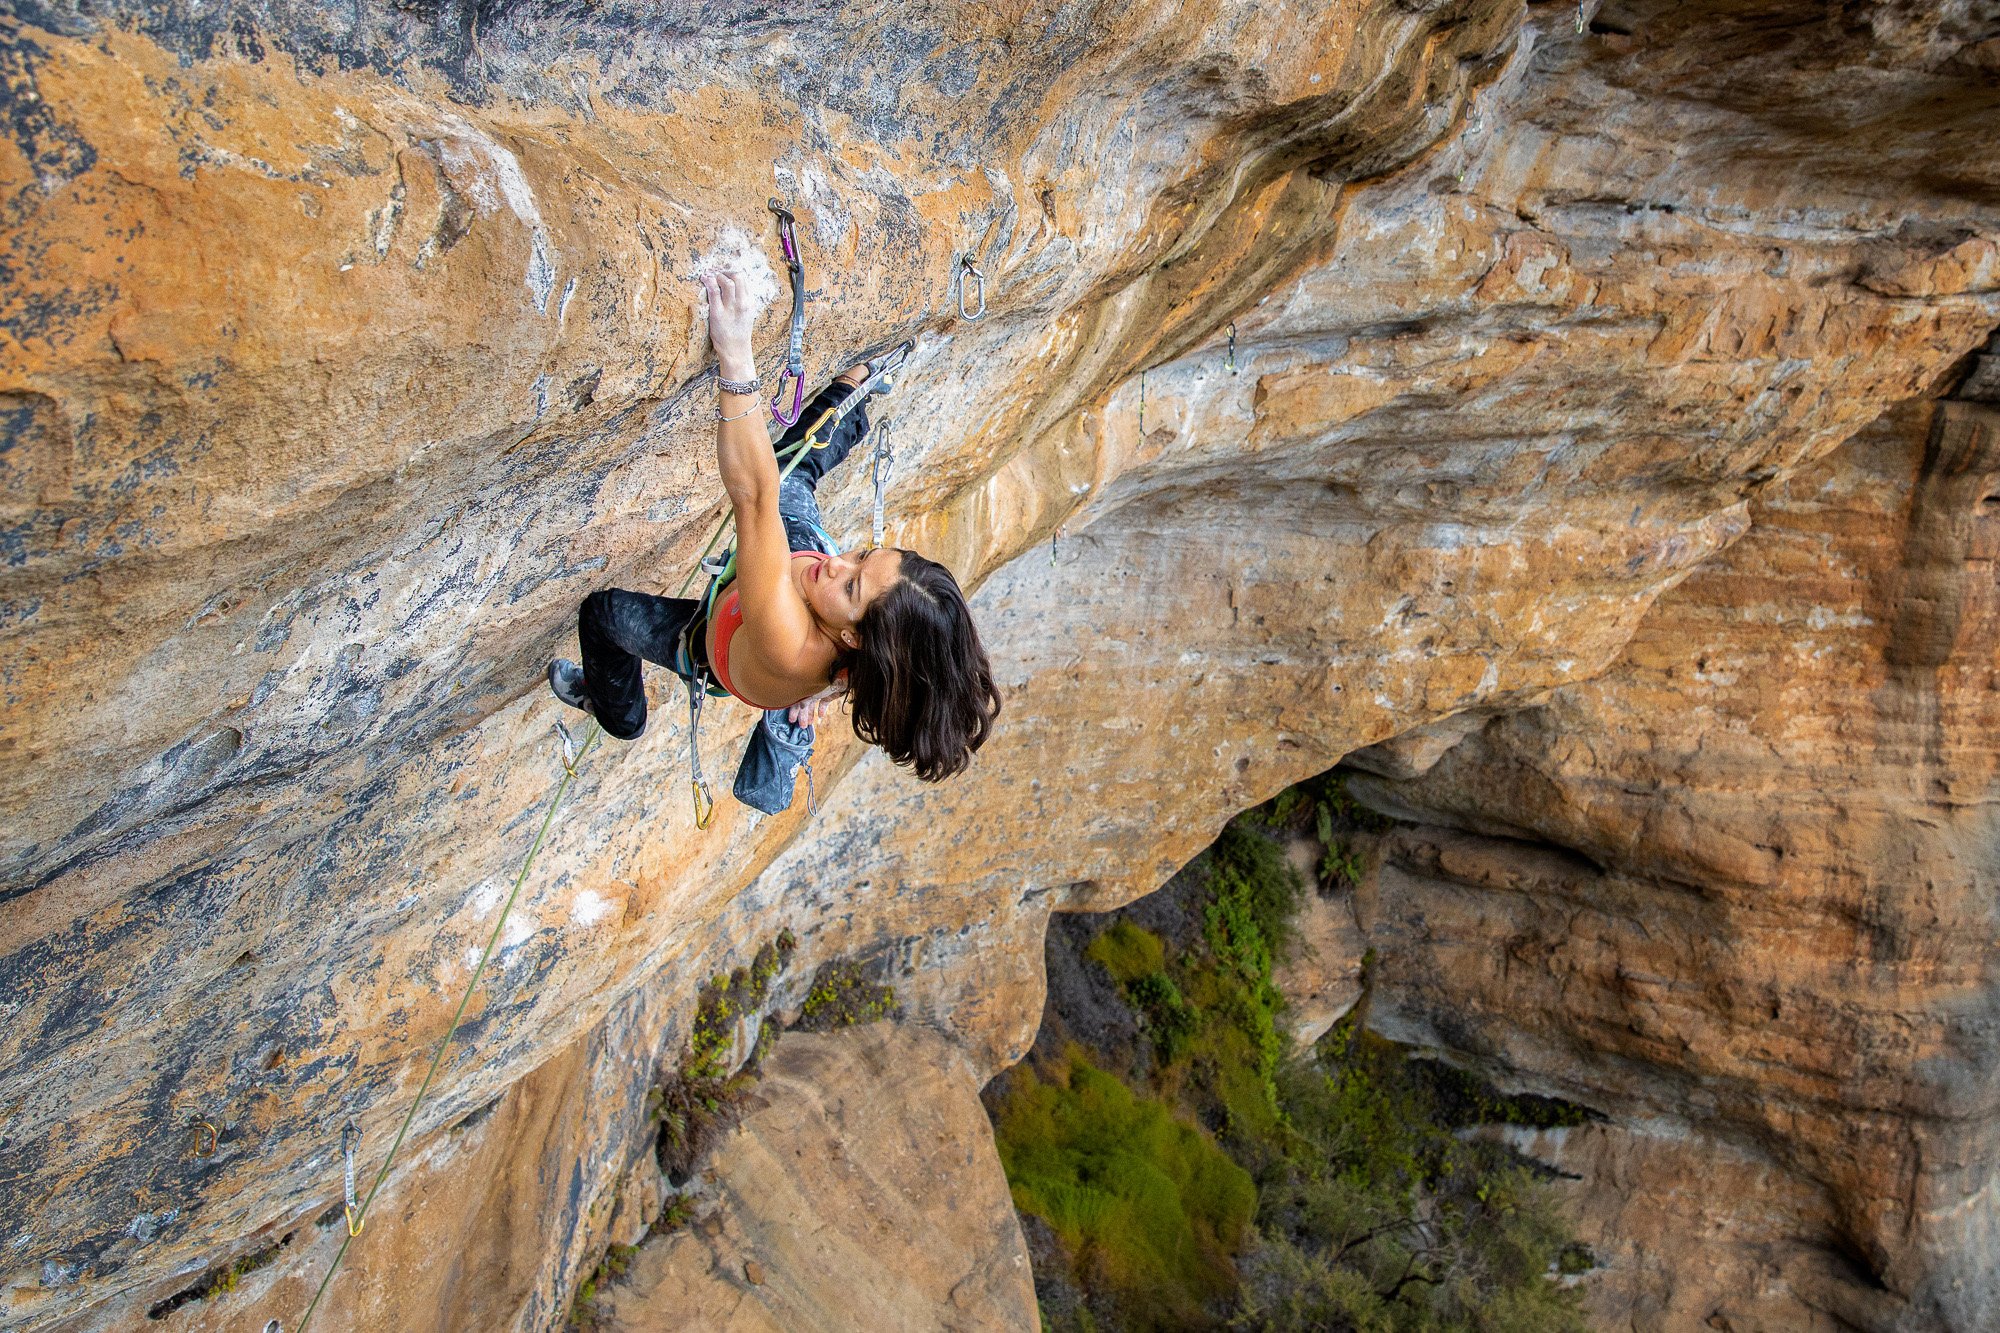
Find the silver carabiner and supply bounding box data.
[957,256,987,322]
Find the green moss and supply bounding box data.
[1085,921,1167,984]
[995,1046,1255,1325]
[655,929,799,1180]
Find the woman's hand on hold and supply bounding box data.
[787,681,846,729]
[701,271,757,376]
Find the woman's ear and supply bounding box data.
[842,629,859,649]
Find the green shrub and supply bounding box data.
[992,774,1591,1330]
[1125,971,1199,1064]
[996,1046,1256,1325]
[1086,921,1168,984]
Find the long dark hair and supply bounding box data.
[838,551,1000,782]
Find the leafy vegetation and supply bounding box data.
[994,1046,1257,1327]
[1234,1014,1591,1331]
[655,934,798,1182]
[794,960,897,1031]
[996,772,1594,1332]
[145,1232,295,1319]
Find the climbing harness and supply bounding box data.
[295,720,602,1333]
[768,199,807,427]
[1226,323,1238,374]
[340,1122,362,1236]
[956,255,987,321]
[870,417,895,548]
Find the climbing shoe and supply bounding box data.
[547,659,591,712]
[853,338,915,399]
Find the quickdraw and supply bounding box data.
[686,679,715,829]
[870,418,895,548]
[768,199,807,426]
[341,1122,363,1237]
[1226,323,1238,374]
[957,255,987,321]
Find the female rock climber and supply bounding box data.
[547,269,1001,813]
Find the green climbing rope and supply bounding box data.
[295,720,602,1332]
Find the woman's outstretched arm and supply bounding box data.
[701,271,812,666]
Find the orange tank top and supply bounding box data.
[709,551,830,709]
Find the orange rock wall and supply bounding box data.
[1347,381,2000,1329]
[3,0,1998,1329]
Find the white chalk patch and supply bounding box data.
[429,114,558,308]
[501,915,533,949]
[467,879,504,918]
[689,224,782,337]
[570,890,613,928]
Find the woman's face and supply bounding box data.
[802,547,905,648]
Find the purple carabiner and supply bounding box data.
[771,369,806,427]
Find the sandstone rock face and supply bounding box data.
[1273,836,1368,1049]
[3,0,1998,1329]
[1348,383,2000,1329]
[598,1025,1037,1331]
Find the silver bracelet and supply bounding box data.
[717,373,761,395]
[716,402,761,422]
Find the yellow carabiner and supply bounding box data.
[692,778,716,830]
[344,1204,365,1237]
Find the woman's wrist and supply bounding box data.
[715,346,756,385]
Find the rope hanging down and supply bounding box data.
[295,720,602,1333]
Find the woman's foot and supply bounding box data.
[548,659,591,712]
[836,340,915,397]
